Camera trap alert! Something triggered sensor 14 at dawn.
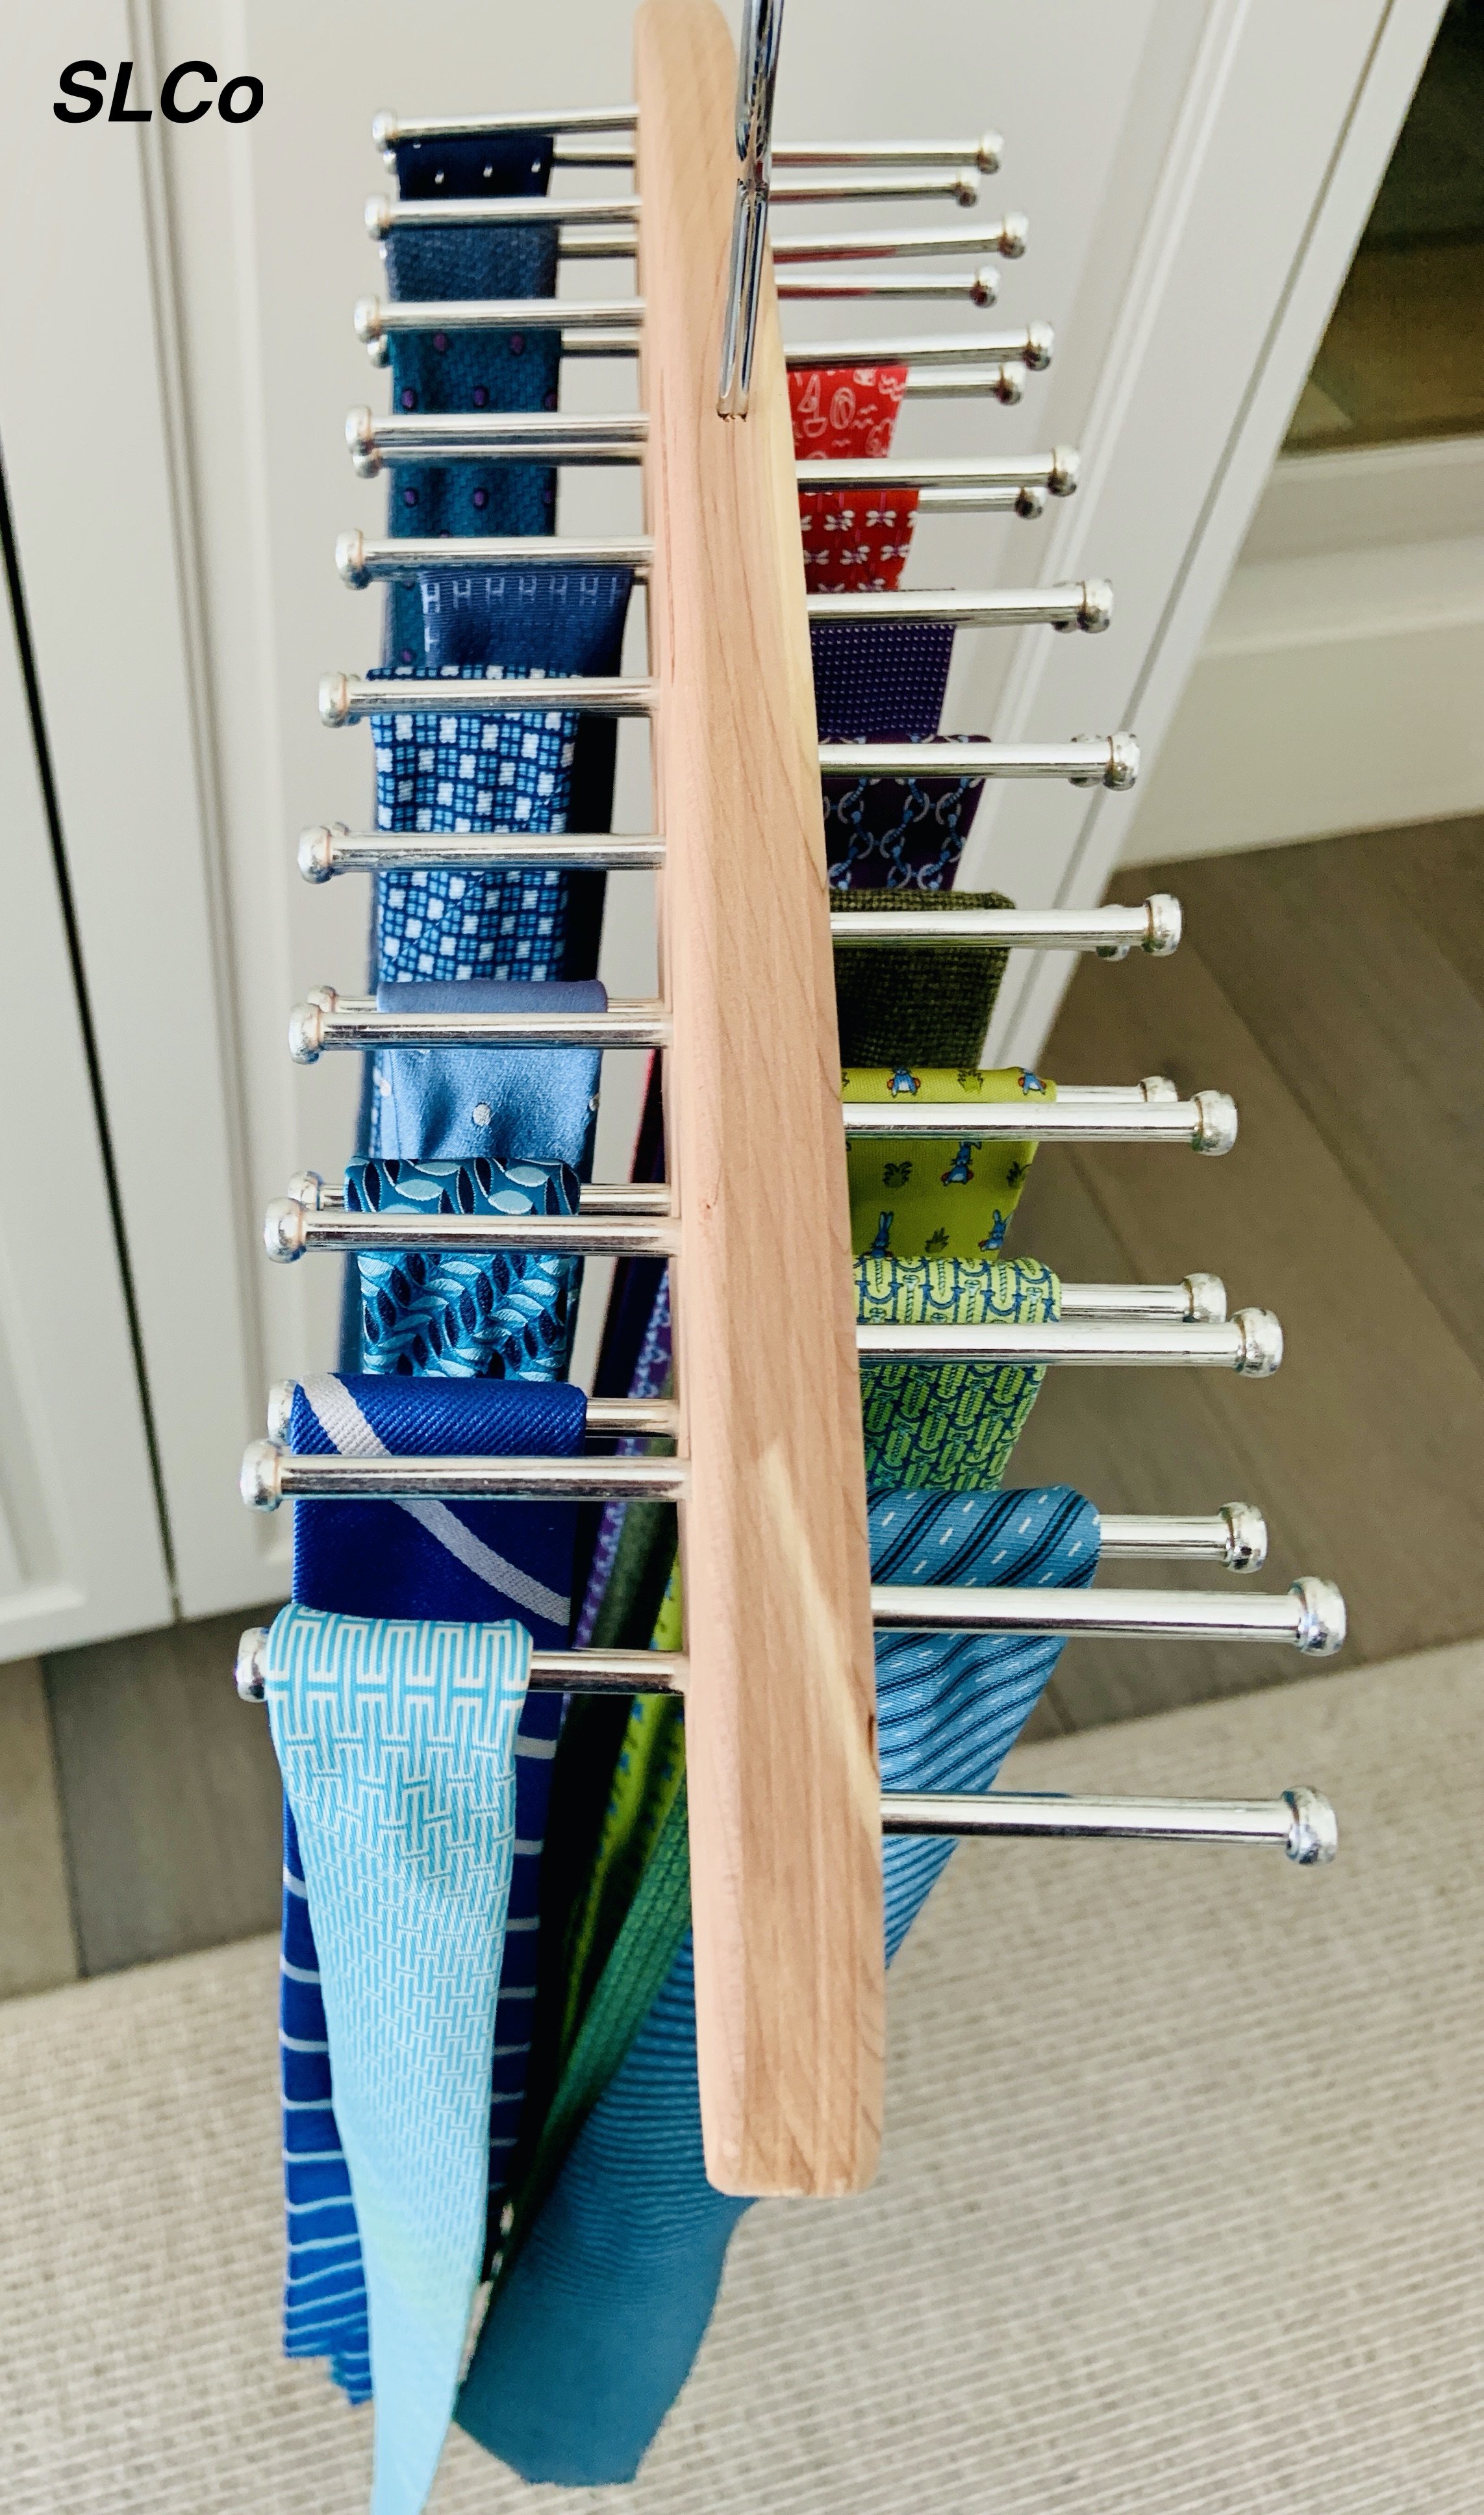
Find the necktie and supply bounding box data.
[843,1063,1054,1259]
[834,889,1017,1066]
[371,978,606,1175]
[288,1372,583,1630]
[456,1487,1100,2485]
[418,563,633,676]
[857,1253,1061,1489]
[791,362,919,596]
[370,669,579,989]
[266,1603,531,2515]
[279,1372,583,2404]
[391,133,555,199]
[811,619,953,741]
[382,137,558,667]
[789,363,906,457]
[281,1801,371,2404]
[404,570,633,983]
[573,1264,672,1644]
[824,739,990,889]
[349,1155,579,1380]
[570,1052,668,1621]
[800,487,920,595]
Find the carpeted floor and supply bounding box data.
[3,1645,1481,2514]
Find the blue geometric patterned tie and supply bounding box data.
[369,668,581,989]
[267,1604,531,2515]
[457,1485,1100,2485]
[347,1155,579,1380]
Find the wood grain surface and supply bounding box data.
[635,0,883,2197]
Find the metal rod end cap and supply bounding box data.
[235,1627,269,1702]
[264,1198,307,1263]
[1284,1785,1339,1864]
[346,408,379,477]
[1050,444,1079,496]
[1014,485,1048,519]
[990,358,1025,403]
[1145,892,1182,954]
[952,168,982,207]
[969,267,1001,309]
[353,296,383,348]
[240,1441,284,1513]
[285,1172,324,1210]
[319,674,352,727]
[1220,1501,1267,1571]
[1024,320,1054,370]
[1233,1307,1283,1375]
[370,110,397,160]
[1183,1270,1227,1324]
[1292,1576,1346,1657]
[1192,1090,1239,1154]
[364,192,392,240]
[1075,577,1114,633]
[266,1380,297,1441]
[977,130,1004,174]
[297,826,336,882]
[335,531,368,590]
[288,1001,325,1065]
[997,208,1028,256]
[1104,731,1139,789]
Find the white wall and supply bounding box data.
[1121,436,1484,865]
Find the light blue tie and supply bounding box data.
[265,1602,531,2515]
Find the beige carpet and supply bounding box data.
[3,1644,1482,2514]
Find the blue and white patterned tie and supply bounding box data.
[266,1604,531,2515]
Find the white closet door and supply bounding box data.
[0,560,172,1657]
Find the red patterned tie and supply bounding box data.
[790,364,919,594]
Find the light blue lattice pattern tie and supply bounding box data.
[371,666,577,985]
[347,1155,579,1380]
[265,1602,531,2515]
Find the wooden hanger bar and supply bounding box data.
[637,0,883,2200]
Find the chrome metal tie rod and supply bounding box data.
[831,898,1176,954]
[820,735,1137,788]
[347,407,648,475]
[287,991,670,1061]
[842,1089,1235,1151]
[882,1788,1336,1862]
[318,671,655,726]
[299,826,668,879]
[857,1314,1282,1373]
[809,581,1111,631]
[336,531,655,585]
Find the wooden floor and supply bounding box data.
[1017,814,1484,1732]
[3,815,1482,1986]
